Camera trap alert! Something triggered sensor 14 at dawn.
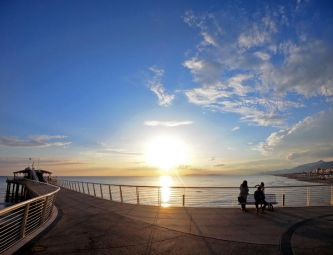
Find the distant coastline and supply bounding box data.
[275,173,333,185]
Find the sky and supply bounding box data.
[1,0,333,176]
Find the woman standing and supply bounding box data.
[239,180,249,212]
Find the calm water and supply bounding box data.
[0,175,320,209]
[57,174,313,187]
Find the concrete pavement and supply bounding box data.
[16,188,333,255]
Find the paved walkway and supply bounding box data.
[17,188,333,255]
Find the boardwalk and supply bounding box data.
[17,188,333,255]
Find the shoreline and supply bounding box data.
[276,173,333,185]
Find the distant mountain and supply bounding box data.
[268,160,333,175]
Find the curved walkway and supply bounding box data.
[17,188,333,255]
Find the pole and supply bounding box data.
[119,186,123,203]
[100,184,103,199]
[136,187,140,205]
[109,185,112,201]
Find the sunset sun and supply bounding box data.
[144,135,188,171]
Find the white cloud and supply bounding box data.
[262,40,333,97]
[201,32,218,46]
[144,120,193,127]
[0,135,71,148]
[254,51,271,61]
[185,83,230,105]
[182,8,332,127]
[255,110,333,161]
[147,66,175,106]
[238,16,277,49]
[232,126,240,131]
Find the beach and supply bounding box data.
[276,173,333,185]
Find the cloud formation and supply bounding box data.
[256,110,333,161]
[0,135,71,148]
[147,66,175,106]
[144,120,193,127]
[182,5,333,126]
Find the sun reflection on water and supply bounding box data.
[160,175,172,207]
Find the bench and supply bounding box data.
[239,194,278,211]
[245,194,278,205]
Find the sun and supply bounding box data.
[144,135,188,171]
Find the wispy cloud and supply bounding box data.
[232,126,240,131]
[182,6,333,127]
[97,148,143,156]
[0,135,71,148]
[147,66,175,106]
[144,120,193,127]
[238,16,277,49]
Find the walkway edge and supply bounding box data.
[3,206,59,255]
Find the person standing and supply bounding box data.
[239,180,249,212]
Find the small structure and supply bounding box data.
[13,167,52,182]
[5,167,53,203]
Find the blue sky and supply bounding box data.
[1,0,333,176]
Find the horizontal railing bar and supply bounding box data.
[0,222,22,236]
[0,194,59,216]
[0,208,25,222]
[0,214,25,230]
[27,210,43,221]
[26,218,42,230]
[26,218,42,229]
[0,232,21,248]
[0,179,60,254]
[25,221,42,233]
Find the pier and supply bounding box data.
[14,184,333,255]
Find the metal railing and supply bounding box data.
[58,179,333,208]
[0,180,60,254]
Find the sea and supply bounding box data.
[0,174,317,210]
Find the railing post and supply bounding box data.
[100,184,103,199]
[82,182,85,194]
[158,187,161,206]
[307,187,310,206]
[93,183,96,197]
[21,203,30,238]
[87,183,90,195]
[136,186,140,205]
[119,186,123,203]
[282,194,285,207]
[78,182,81,193]
[109,185,112,201]
[40,196,49,224]
[331,185,333,206]
[182,195,185,207]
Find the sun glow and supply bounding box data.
[144,135,188,171]
[160,175,172,207]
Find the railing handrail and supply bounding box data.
[59,178,333,208]
[59,179,330,189]
[0,178,60,254]
[0,180,60,215]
